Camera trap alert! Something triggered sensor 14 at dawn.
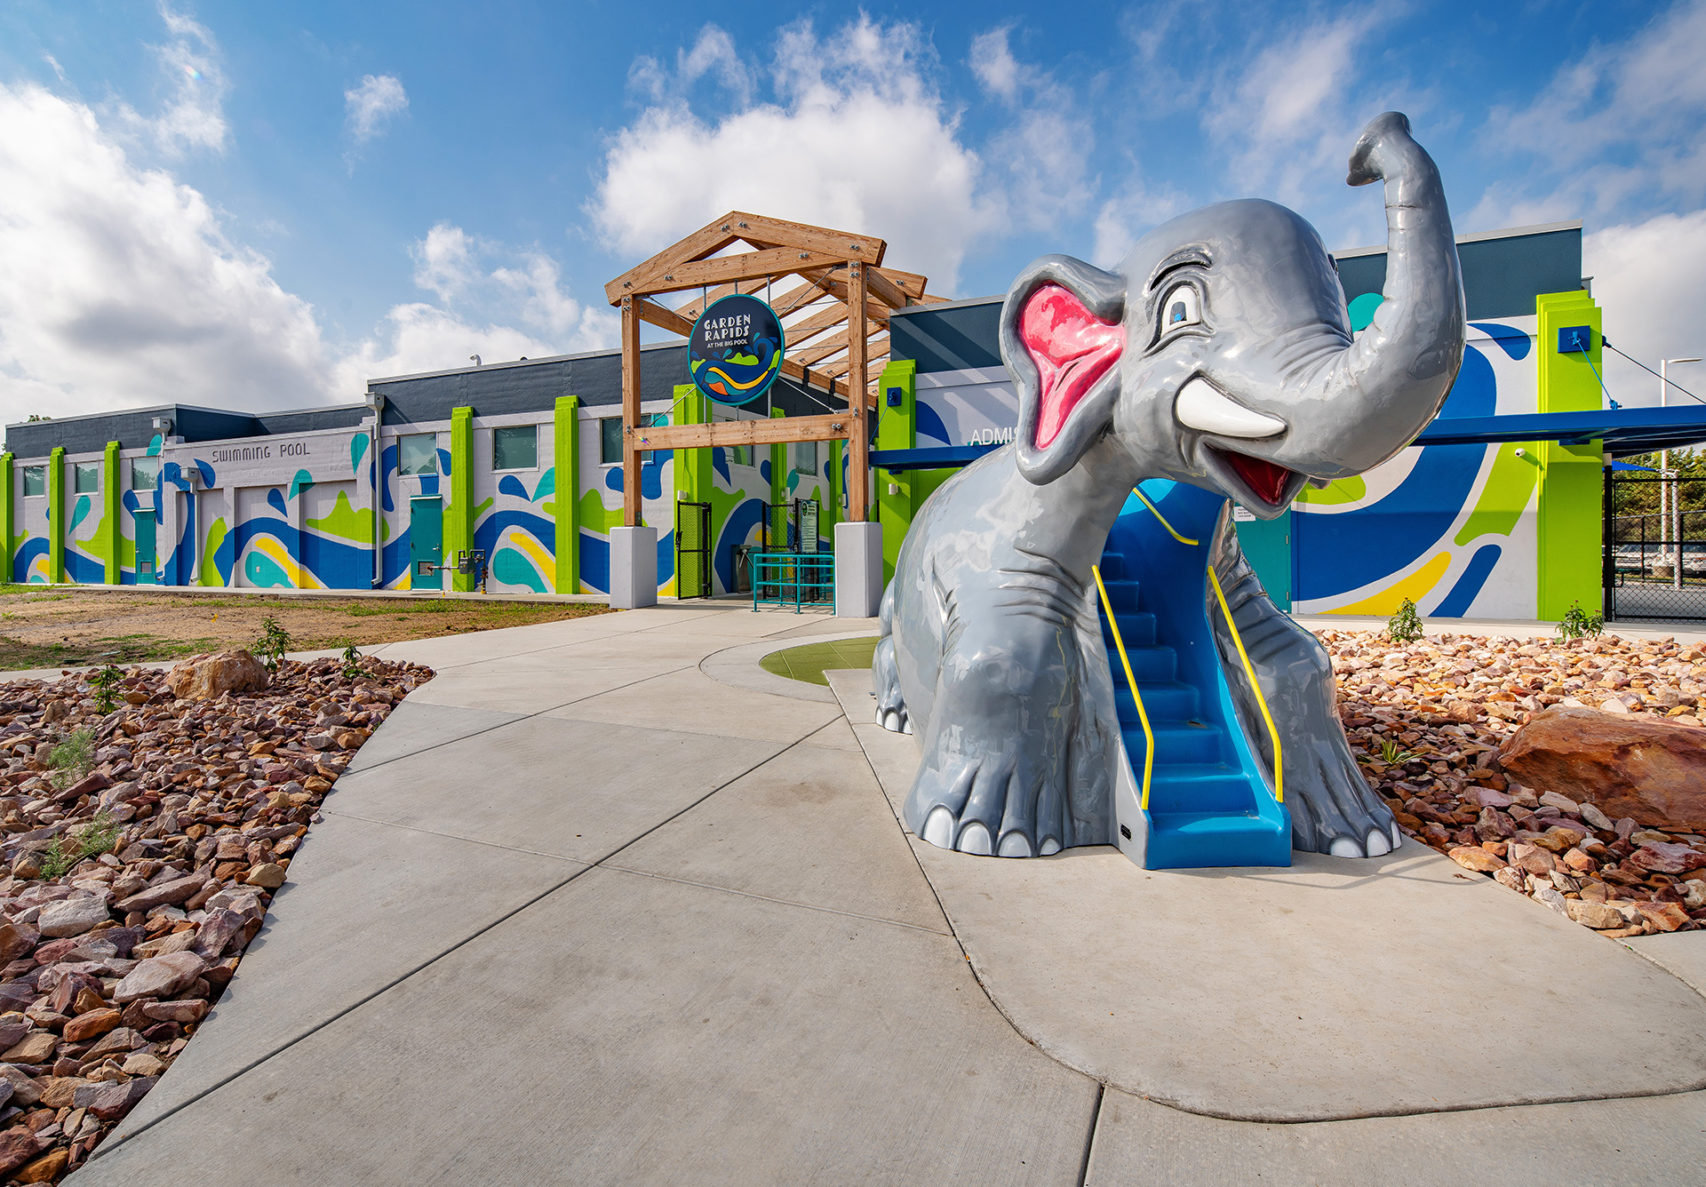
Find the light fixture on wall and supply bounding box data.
[151,416,172,435]
[469,355,482,367]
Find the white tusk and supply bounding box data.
[1174,377,1286,439]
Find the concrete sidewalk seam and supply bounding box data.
[317,808,599,867]
[88,721,819,1161]
[342,662,697,776]
[597,861,954,938]
[1077,1083,1104,1187]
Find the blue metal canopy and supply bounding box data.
[868,406,1706,472]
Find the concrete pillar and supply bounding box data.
[610,525,658,609]
[834,521,883,617]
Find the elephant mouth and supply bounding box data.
[1204,446,1308,515]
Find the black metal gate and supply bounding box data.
[676,499,712,598]
[1604,468,1706,620]
[761,499,820,553]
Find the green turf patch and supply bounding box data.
[759,636,878,686]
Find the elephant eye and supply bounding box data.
[1158,284,1202,335]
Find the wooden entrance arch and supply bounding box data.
[603,212,939,528]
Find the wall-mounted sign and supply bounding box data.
[689,294,785,406]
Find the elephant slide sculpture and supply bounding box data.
[872,112,1466,866]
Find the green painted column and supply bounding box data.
[48,447,64,584]
[826,439,842,540]
[673,384,711,597]
[769,407,786,510]
[102,442,120,585]
[875,359,917,584]
[447,407,474,593]
[1535,290,1604,619]
[553,396,580,594]
[0,453,12,585]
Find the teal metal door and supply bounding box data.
[1233,507,1292,610]
[134,509,157,585]
[410,496,443,590]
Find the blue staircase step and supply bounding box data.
[1101,611,1156,647]
[1098,552,1134,581]
[1115,681,1196,722]
[1097,578,1141,609]
[1144,722,1223,763]
[1145,809,1291,869]
[1112,645,1176,684]
[1145,762,1259,814]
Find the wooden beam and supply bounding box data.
[817,335,889,378]
[620,298,642,527]
[872,266,929,300]
[623,247,853,298]
[863,267,909,311]
[605,216,742,304]
[722,212,886,266]
[846,261,870,523]
[633,412,851,452]
[778,357,843,400]
[634,297,694,337]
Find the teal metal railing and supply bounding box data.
[752,551,835,613]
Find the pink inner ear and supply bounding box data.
[1019,284,1126,450]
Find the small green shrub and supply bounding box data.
[39,810,120,879]
[254,615,293,671]
[340,642,365,679]
[1556,601,1605,641]
[47,726,96,792]
[1375,738,1419,765]
[88,662,124,714]
[1386,597,1424,644]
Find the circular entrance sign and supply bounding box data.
[688,294,785,407]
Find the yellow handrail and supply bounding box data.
[1092,564,1154,810]
[1206,567,1283,803]
[1133,487,1199,546]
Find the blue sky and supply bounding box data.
[1,0,1703,423]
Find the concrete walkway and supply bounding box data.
[66,605,1706,1184]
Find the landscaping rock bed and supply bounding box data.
[1327,629,1706,938]
[0,651,430,1182]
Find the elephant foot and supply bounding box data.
[875,703,913,735]
[908,753,1063,859]
[1288,748,1404,858]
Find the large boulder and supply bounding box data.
[1498,706,1706,831]
[166,649,269,701]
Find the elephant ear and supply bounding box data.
[1000,255,1127,485]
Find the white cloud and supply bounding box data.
[335,224,617,388]
[109,2,228,157]
[0,83,328,423]
[969,27,1019,101]
[592,17,988,292]
[1586,211,1706,411]
[0,80,616,427]
[1480,1,1706,225]
[629,25,753,106]
[344,73,408,144]
[412,222,477,302]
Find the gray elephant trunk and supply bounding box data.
[1299,112,1466,477]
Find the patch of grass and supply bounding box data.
[39,810,121,879]
[88,662,124,713]
[0,634,217,670]
[760,637,878,686]
[22,593,70,603]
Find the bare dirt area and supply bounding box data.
[0,587,613,671]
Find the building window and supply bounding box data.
[73,462,100,494]
[399,433,437,477]
[793,441,817,476]
[131,457,159,491]
[21,466,44,497]
[600,417,622,465]
[493,425,537,471]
